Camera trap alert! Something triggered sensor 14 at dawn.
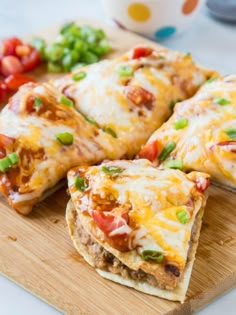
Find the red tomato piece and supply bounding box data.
[0,134,15,159]
[21,49,41,72]
[15,44,32,57]
[138,140,158,162]
[5,73,35,91]
[0,37,23,56]
[125,85,154,110]
[0,81,8,103]
[1,55,24,77]
[132,47,153,59]
[217,141,236,153]
[92,207,129,236]
[195,177,210,193]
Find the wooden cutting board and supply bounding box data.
[0,20,235,315]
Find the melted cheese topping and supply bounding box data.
[146,75,236,188]
[68,159,207,270]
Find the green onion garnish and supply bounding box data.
[58,95,74,107]
[101,165,123,176]
[117,65,133,77]
[159,142,176,161]
[141,250,164,263]
[8,152,19,165]
[72,71,87,81]
[33,97,42,110]
[0,152,19,172]
[75,176,88,191]
[225,128,236,140]
[206,76,217,84]
[84,116,97,125]
[163,159,184,170]
[213,97,230,105]
[176,209,189,224]
[55,132,74,145]
[174,118,188,130]
[103,126,117,138]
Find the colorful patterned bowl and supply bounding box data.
[101,0,205,40]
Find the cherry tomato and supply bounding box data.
[138,140,158,162]
[1,37,23,56]
[15,44,32,57]
[5,73,35,91]
[21,49,41,72]
[1,55,24,77]
[132,47,153,59]
[0,81,8,103]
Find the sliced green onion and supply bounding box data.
[101,165,123,176]
[174,118,188,130]
[117,65,133,77]
[33,97,42,110]
[163,159,184,170]
[58,95,74,107]
[31,37,46,59]
[159,141,176,161]
[82,51,98,64]
[103,126,117,138]
[72,71,87,81]
[176,209,189,224]
[225,128,236,140]
[60,22,75,35]
[55,132,74,145]
[84,116,97,125]
[45,44,64,62]
[206,76,217,84]
[8,152,19,165]
[0,157,12,172]
[213,97,230,105]
[75,176,88,191]
[141,250,164,263]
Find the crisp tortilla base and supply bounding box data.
[66,199,203,303]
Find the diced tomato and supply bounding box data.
[138,140,158,162]
[21,49,41,72]
[0,81,8,103]
[125,85,154,110]
[217,141,236,153]
[5,73,35,91]
[195,177,210,193]
[1,56,24,77]
[132,47,153,59]
[15,44,32,57]
[92,207,129,236]
[0,37,23,56]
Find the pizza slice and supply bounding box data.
[54,45,217,158]
[0,82,122,215]
[66,159,209,302]
[138,75,236,190]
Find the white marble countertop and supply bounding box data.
[0,0,235,314]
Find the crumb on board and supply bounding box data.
[49,217,60,224]
[218,236,233,245]
[7,236,17,241]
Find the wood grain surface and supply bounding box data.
[0,20,235,315]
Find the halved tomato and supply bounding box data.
[1,55,24,77]
[21,49,41,72]
[5,73,35,91]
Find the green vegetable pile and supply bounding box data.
[31,22,111,73]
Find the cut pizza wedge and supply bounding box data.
[138,75,236,190]
[66,159,209,302]
[54,45,217,158]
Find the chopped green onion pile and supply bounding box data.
[31,22,111,73]
[75,176,88,191]
[101,165,123,176]
[0,152,19,172]
[141,250,164,263]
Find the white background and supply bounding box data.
[0,0,235,314]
